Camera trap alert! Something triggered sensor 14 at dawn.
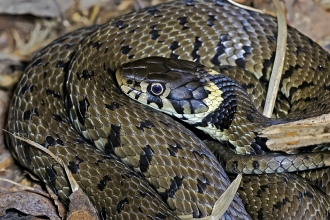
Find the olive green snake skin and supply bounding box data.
[5,0,330,219]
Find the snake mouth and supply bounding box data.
[116,67,152,106]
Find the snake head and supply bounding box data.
[116,57,223,122]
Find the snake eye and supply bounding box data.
[150,83,164,95]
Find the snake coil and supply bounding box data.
[6,0,330,219]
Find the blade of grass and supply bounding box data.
[263,0,287,117]
[178,174,242,220]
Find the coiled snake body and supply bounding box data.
[6,0,330,219]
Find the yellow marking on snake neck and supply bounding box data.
[183,81,223,123]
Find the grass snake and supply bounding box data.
[5,0,330,219]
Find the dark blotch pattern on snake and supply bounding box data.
[5,0,330,219]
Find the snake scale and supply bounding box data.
[5,0,330,219]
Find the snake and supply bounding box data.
[5,0,330,219]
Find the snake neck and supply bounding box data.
[190,69,286,154]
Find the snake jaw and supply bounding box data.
[116,68,141,100]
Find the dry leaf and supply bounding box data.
[8,133,99,219]
[0,178,48,197]
[67,188,98,220]
[0,191,60,219]
[45,185,67,219]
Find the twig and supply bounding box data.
[3,130,79,192]
[263,0,287,117]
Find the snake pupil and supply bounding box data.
[150,83,164,95]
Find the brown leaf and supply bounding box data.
[67,188,98,220]
[0,191,60,219]
[45,185,67,219]
[9,133,98,219]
